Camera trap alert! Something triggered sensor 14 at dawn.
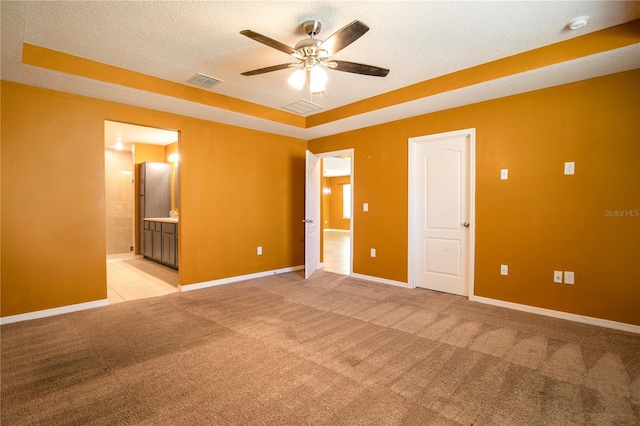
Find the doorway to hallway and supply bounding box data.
[319,150,353,276]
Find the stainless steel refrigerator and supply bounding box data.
[138,162,171,250]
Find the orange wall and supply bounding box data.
[309,70,640,326]
[1,81,305,317]
[2,70,638,326]
[2,85,109,314]
[178,119,305,283]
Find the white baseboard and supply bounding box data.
[350,273,409,288]
[471,295,640,334]
[323,229,350,233]
[0,299,109,325]
[180,265,305,292]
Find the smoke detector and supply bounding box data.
[567,16,589,30]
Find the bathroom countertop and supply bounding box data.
[144,217,178,223]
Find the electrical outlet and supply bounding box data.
[554,271,563,283]
[257,246,262,255]
[500,264,508,275]
[564,271,574,285]
[564,162,575,175]
[370,248,376,258]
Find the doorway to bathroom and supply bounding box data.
[103,120,180,303]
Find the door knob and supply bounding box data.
[463,222,470,228]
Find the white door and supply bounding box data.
[305,150,321,278]
[409,130,474,296]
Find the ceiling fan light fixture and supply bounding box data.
[309,65,327,94]
[288,68,306,90]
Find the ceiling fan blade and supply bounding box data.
[329,60,389,77]
[319,20,369,56]
[240,30,303,59]
[241,63,297,76]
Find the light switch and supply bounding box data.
[500,264,508,275]
[363,203,369,212]
[500,169,509,180]
[370,248,376,257]
[257,246,262,255]
[564,162,575,175]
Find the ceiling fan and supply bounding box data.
[240,20,389,94]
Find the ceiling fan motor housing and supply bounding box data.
[294,38,328,61]
[302,20,322,37]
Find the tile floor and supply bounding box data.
[323,229,350,275]
[107,257,178,304]
[107,231,349,304]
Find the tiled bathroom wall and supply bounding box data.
[105,149,134,255]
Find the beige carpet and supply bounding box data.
[2,271,639,425]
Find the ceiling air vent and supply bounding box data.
[186,73,222,89]
[281,99,324,115]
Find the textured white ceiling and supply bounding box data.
[2,1,639,141]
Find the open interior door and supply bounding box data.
[305,150,321,279]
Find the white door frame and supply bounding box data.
[317,149,354,275]
[408,129,476,297]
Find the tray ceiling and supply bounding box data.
[2,1,638,140]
